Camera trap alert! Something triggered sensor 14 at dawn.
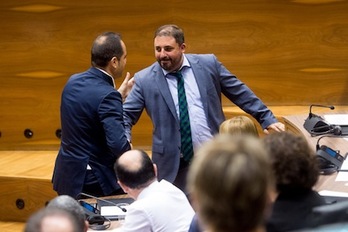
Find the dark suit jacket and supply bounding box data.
[266,190,327,232]
[52,67,131,198]
[123,54,277,183]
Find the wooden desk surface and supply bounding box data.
[283,114,348,193]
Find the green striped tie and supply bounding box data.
[173,71,193,163]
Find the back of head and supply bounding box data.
[188,134,272,232]
[25,208,82,232]
[91,32,123,68]
[262,132,319,193]
[115,149,156,189]
[46,195,86,230]
[219,116,259,137]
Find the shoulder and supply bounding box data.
[135,62,160,78]
[186,54,218,62]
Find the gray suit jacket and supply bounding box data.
[123,54,277,182]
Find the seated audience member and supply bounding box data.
[263,132,328,232]
[219,115,259,137]
[114,149,195,232]
[46,195,88,232]
[24,207,83,232]
[188,116,260,232]
[187,134,274,232]
[294,222,348,232]
[188,214,204,232]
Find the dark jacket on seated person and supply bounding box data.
[266,189,327,232]
[293,200,348,231]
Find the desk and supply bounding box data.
[283,114,348,193]
[84,195,131,231]
[87,221,122,232]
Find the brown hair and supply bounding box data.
[188,134,272,232]
[263,132,320,193]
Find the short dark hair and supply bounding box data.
[91,32,123,68]
[154,24,185,45]
[263,132,320,193]
[115,150,155,189]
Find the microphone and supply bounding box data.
[310,125,342,137]
[309,104,335,118]
[78,192,128,212]
[304,104,335,134]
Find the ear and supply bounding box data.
[117,180,129,193]
[110,57,119,68]
[180,43,186,52]
[153,163,158,177]
[84,221,89,232]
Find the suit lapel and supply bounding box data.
[153,66,179,122]
[187,55,210,120]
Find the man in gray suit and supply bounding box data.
[123,24,284,193]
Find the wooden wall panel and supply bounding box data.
[0,176,57,222]
[0,0,347,149]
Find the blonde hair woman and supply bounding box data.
[219,116,259,137]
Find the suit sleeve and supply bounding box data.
[99,91,131,158]
[212,55,278,129]
[123,74,145,142]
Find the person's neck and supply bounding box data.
[130,179,157,200]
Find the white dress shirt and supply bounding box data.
[119,180,195,232]
[164,55,213,153]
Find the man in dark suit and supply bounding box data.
[52,32,134,199]
[123,24,285,193]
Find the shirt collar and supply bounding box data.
[137,180,158,200]
[163,54,190,77]
[96,67,116,88]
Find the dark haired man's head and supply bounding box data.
[154,24,186,72]
[91,32,123,67]
[91,32,127,79]
[155,24,185,45]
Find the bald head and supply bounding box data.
[117,150,143,172]
[115,150,156,189]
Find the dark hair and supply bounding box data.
[115,150,156,189]
[154,24,185,45]
[91,32,123,68]
[263,132,320,193]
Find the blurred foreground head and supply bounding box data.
[188,134,273,232]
